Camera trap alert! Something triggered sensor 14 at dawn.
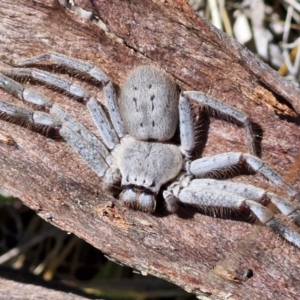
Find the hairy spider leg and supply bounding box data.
[186,179,300,225]
[2,54,127,148]
[0,73,118,178]
[164,183,300,248]
[180,91,256,155]
[0,69,120,147]
[186,152,298,198]
[12,53,125,137]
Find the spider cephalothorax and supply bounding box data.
[0,53,300,247]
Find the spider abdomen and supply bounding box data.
[119,65,179,141]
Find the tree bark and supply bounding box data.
[0,0,300,299]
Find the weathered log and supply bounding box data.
[0,1,300,299]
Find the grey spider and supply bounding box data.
[0,53,300,247]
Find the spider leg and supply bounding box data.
[178,94,194,158]
[0,100,111,177]
[2,68,90,99]
[188,179,300,226]
[187,152,298,198]
[0,73,111,156]
[0,71,124,185]
[0,70,120,150]
[0,72,52,107]
[58,123,110,177]
[163,187,300,247]
[11,52,126,138]
[181,91,255,155]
